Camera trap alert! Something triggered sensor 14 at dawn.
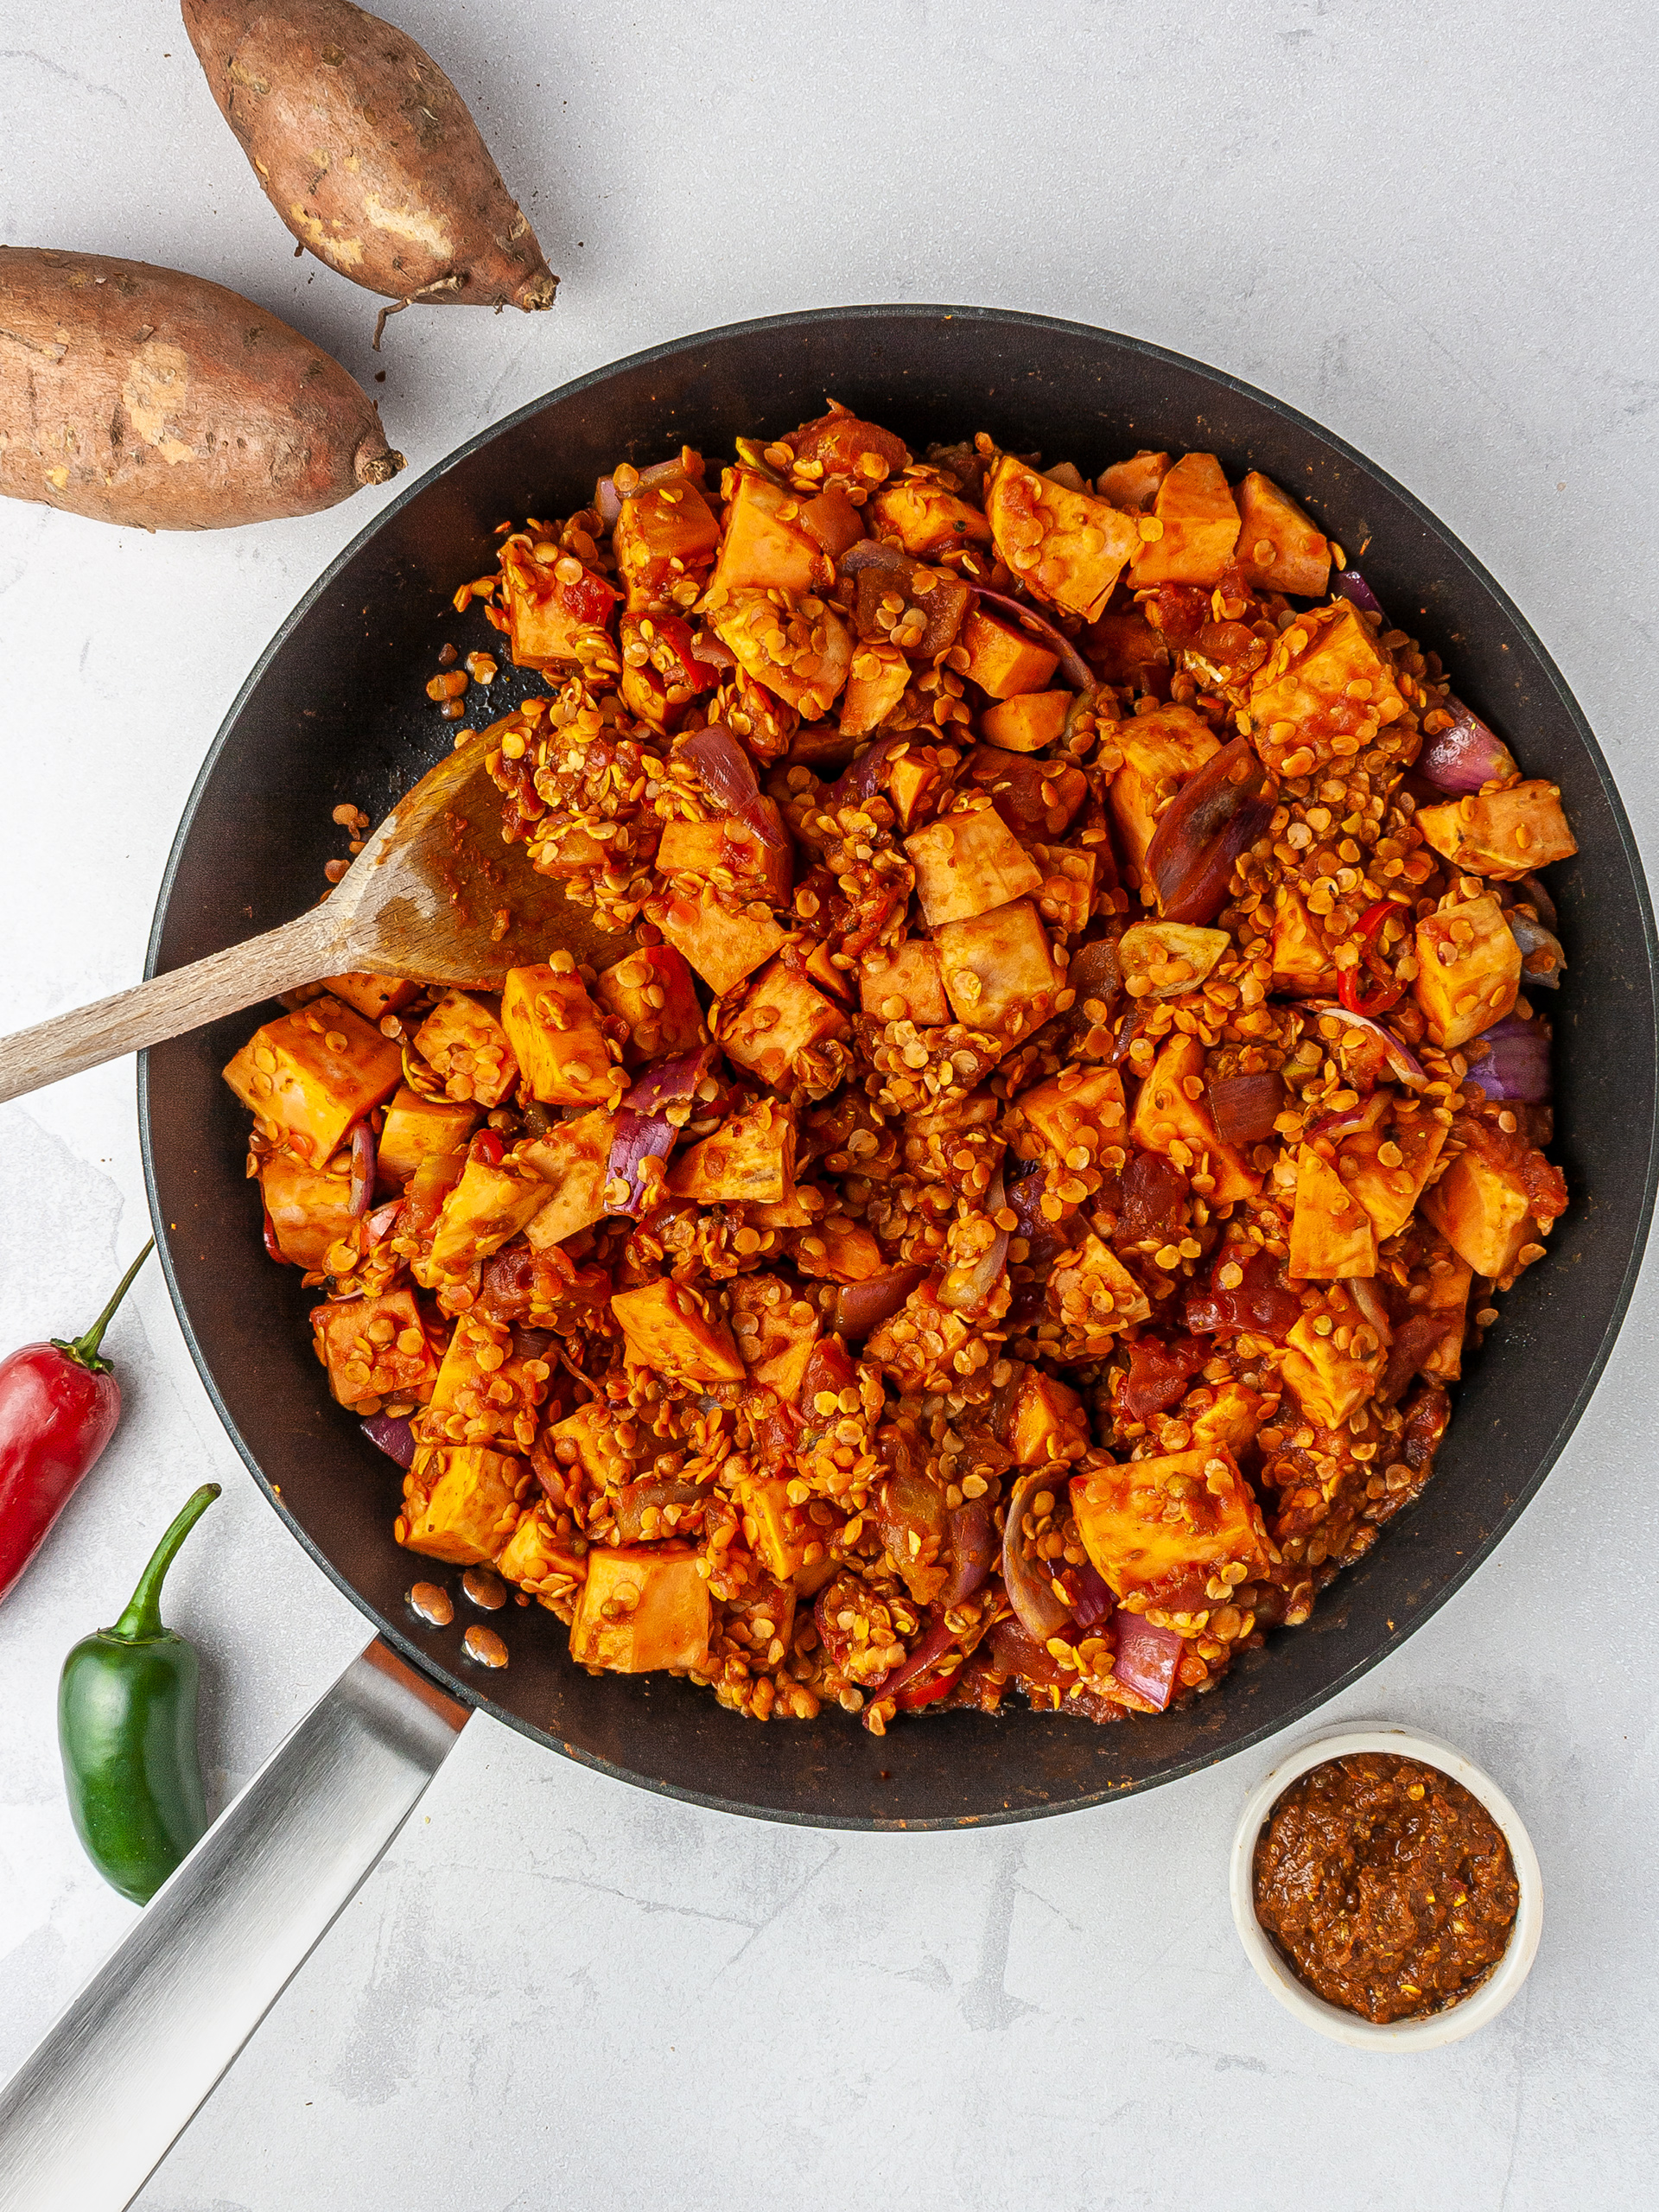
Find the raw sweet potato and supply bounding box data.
[0,247,402,529]
[182,0,557,330]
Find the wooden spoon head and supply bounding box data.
[328,728,632,986]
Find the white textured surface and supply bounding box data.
[2,2,1656,2204]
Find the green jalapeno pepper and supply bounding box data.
[58,1483,220,1904]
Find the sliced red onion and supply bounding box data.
[942,1497,997,1605]
[690,633,735,671]
[1343,1276,1394,1346]
[1517,873,1558,931]
[348,1121,377,1217]
[1300,1001,1428,1089]
[637,456,693,492]
[1507,907,1565,988]
[1418,696,1519,794]
[1462,1015,1551,1104]
[827,729,908,812]
[360,1413,417,1467]
[1001,1468,1072,1642]
[365,1198,402,1247]
[874,1618,959,1707]
[834,1264,926,1341]
[1072,1560,1114,1632]
[1334,569,1384,619]
[938,1169,1010,1312]
[606,1110,675,1217]
[1146,736,1276,925]
[595,476,622,527]
[1206,1070,1286,1147]
[625,1045,715,1120]
[1110,1608,1183,1709]
[971,588,1096,691]
[680,721,790,852]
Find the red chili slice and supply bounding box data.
[1339,895,1411,1016]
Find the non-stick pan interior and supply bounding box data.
[141,307,1657,1827]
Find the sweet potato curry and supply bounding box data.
[226,409,1573,1731]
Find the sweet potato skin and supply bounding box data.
[182,0,557,315]
[0,248,402,529]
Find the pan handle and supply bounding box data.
[0,1637,467,2212]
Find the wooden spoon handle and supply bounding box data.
[0,907,337,1105]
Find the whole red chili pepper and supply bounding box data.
[0,1241,155,1605]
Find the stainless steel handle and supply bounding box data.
[0,1638,467,2212]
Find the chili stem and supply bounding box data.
[60,1239,156,1372]
[111,1484,221,1643]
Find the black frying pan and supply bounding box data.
[139,305,1659,1831]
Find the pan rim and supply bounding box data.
[138,302,1659,1829]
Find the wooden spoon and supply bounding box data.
[0,730,628,1104]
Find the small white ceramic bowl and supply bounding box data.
[1230,1725,1542,2050]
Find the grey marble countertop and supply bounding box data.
[2,3,1654,2205]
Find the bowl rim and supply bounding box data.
[1229,1724,1544,2048]
[137,302,1659,1827]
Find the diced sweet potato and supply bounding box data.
[519,1110,614,1249]
[613,479,721,609]
[1234,473,1332,598]
[1247,603,1410,775]
[655,888,786,997]
[1018,1065,1128,1160]
[410,992,518,1109]
[1188,1381,1270,1459]
[1071,1444,1269,1614]
[425,1310,550,1454]
[322,971,419,1022]
[957,607,1059,699]
[426,1154,553,1280]
[312,1288,439,1409]
[1287,1146,1378,1278]
[497,1505,589,1600]
[224,997,402,1167]
[1343,1111,1448,1243]
[860,938,949,1026]
[804,938,853,1001]
[594,945,707,1063]
[657,805,793,906]
[906,807,1044,926]
[721,960,850,1090]
[793,1217,885,1284]
[712,588,852,716]
[611,1279,746,1384]
[981,690,1071,753]
[568,1545,711,1673]
[377,1087,480,1186]
[728,1273,820,1398]
[1421,1249,1475,1380]
[1129,454,1241,588]
[399,1444,526,1567]
[1414,781,1577,880]
[711,470,831,598]
[887,745,947,830]
[500,543,619,667]
[1277,1308,1385,1428]
[262,1151,357,1269]
[499,965,614,1107]
[1046,1234,1152,1353]
[1414,894,1522,1049]
[935,899,1061,1035]
[1419,1148,1535,1279]
[668,1097,796,1205]
[840,639,912,737]
[734,1471,810,1580]
[870,479,992,556]
[543,1402,636,1493]
[1007,1368,1089,1465]
[1129,1033,1259,1205]
[1096,451,1170,512]
[1108,707,1220,882]
[799,484,864,558]
[1270,883,1337,995]
[986,454,1139,622]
